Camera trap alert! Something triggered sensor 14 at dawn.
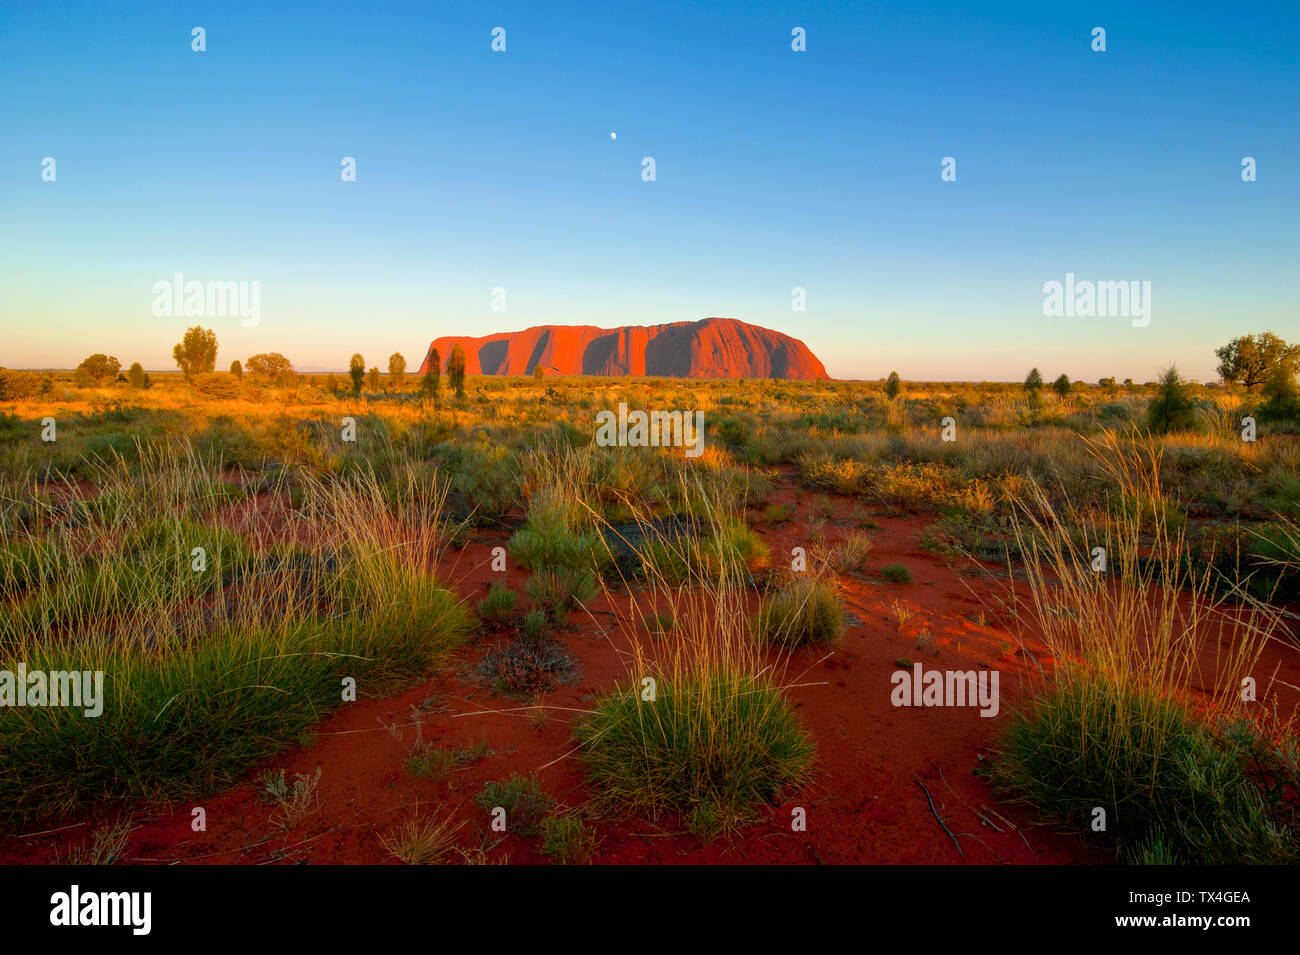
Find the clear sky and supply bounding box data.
[2,1,1296,381]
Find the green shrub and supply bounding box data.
[752,577,845,647]
[990,677,1298,864]
[574,673,813,835]
[1256,364,1300,426]
[0,368,48,400]
[539,814,601,864]
[474,775,552,836]
[521,608,547,643]
[881,562,912,583]
[638,517,767,582]
[476,583,518,629]
[0,582,469,829]
[525,567,597,617]
[1147,365,1198,433]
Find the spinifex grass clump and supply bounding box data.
[525,567,597,617]
[0,447,469,830]
[880,562,911,583]
[636,514,768,583]
[539,813,601,865]
[752,575,845,648]
[576,671,812,832]
[993,677,1296,863]
[475,774,552,836]
[575,492,813,835]
[508,448,610,577]
[380,813,465,865]
[476,583,517,629]
[991,432,1295,863]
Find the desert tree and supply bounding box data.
[367,366,381,392]
[127,362,146,389]
[1147,365,1198,433]
[1023,368,1044,393]
[388,352,406,390]
[533,363,544,382]
[349,354,366,394]
[448,343,467,399]
[1052,373,1071,397]
[246,352,295,386]
[76,354,121,386]
[885,371,901,399]
[0,369,50,399]
[1257,362,1300,424]
[421,348,442,402]
[1215,333,1298,390]
[230,359,244,380]
[173,326,218,379]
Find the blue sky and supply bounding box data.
[2,1,1296,380]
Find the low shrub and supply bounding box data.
[574,673,813,836]
[752,577,845,648]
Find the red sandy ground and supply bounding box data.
[3,475,1297,865]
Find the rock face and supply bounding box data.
[416,318,829,380]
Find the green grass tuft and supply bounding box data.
[574,672,813,836]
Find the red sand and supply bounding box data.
[4,476,1297,866]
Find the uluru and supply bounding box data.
[416,318,830,380]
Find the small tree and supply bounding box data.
[230,360,243,380]
[388,353,406,391]
[0,369,49,399]
[127,362,146,389]
[326,373,338,394]
[1147,365,1198,433]
[367,366,381,392]
[421,348,442,402]
[173,326,218,379]
[1052,374,1071,397]
[1216,333,1298,390]
[1024,368,1043,393]
[533,363,544,383]
[1257,363,1300,424]
[886,371,901,399]
[246,352,295,386]
[76,354,121,386]
[349,354,366,394]
[448,344,467,399]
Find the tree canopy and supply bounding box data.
[1216,333,1298,390]
[245,352,295,385]
[76,353,121,385]
[173,326,218,379]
